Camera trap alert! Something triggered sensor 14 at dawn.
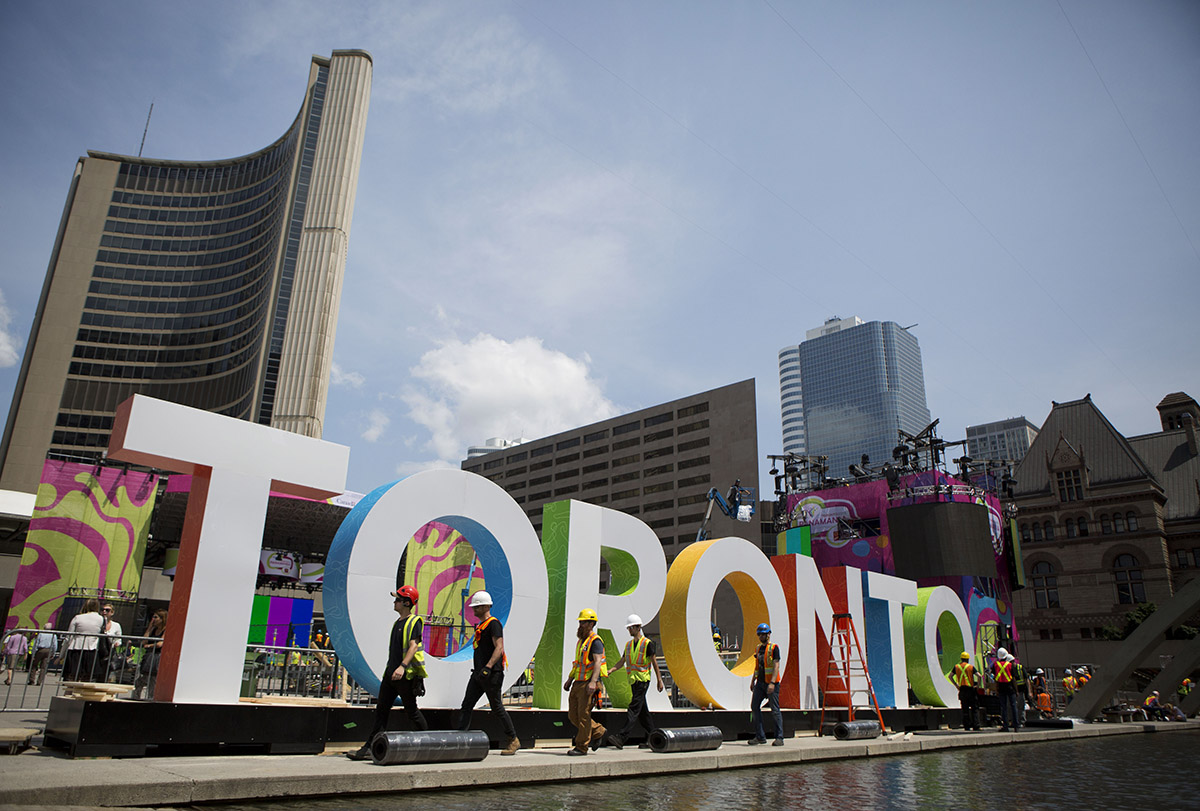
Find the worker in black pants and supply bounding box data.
[347,586,428,761]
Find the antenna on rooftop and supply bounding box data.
[138,101,155,158]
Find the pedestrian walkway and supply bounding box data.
[0,716,1195,807]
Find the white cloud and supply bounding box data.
[378,14,554,114]
[331,361,365,388]
[361,409,389,442]
[0,289,21,368]
[394,458,457,478]
[402,334,621,464]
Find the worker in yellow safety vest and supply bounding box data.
[605,614,665,749]
[993,647,1020,732]
[563,608,607,756]
[347,585,428,761]
[948,651,980,730]
[1062,669,1078,699]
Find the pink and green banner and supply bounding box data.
[4,460,158,632]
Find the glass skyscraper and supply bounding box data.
[796,319,931,479]
[0,51,372,492]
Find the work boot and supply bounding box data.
[605,733,624,750]
[773,739,784,747]
[501,737,521,756]
[590,729,606,751]
[748,737,766,745]
[345,745,372,761]
[567,747,587,756]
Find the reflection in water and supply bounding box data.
[206,731,1198,811]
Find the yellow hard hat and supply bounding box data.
[577,608,598,622]
[960,651,971,660]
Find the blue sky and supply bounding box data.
[0,1,1197,495]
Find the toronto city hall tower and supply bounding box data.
[0,51,372,492]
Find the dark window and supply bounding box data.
[1043,522,1055,541]
[677,419,709,434]
[613,421,640,435]
[530,460,553,472]
[678,437,710,453]
[506,451,528,463]
[583,445,609,458]
[1031,561,1060,609]
[677,402,709,418]
[612,488,639,500]
[531,445,553,457]
[529,491,551,501]
[556,438,580,450]
[1080,627,1092,639]
[1020,524,1031,542]
[1033,524,1043,541]
[643,482,673,495]
[644,500,674,512]
[554,485,579,496]
[1056,469,1083,501]
[1113,514,1126,533]
[645,428,674,442]
[530,475,551,485]
[613,454,640,467]
[1114,554,1146,604]
[643,412,673,427]
[612,437,640,451]
[1101,515,1112,534]
[677,493,708,506]
[1126,512,1138,532]
[583,430,608,443]
[678,455,709,470]
[554,468,579,480]
[646,517,675,529]
[1065,520,1077,539]
[483,459,502,470]
[506,466,527,477]
[1077,518,1089,537]
[583,478,608,490]
[1051,629,1063,640]
[556,453,580,464]
[678,474,711,488]
[645,464,674,477]
[612,471,640,484]
[582,462,608,474]
[644,446,673,460]
[1039,629,1050,640]
[1175,549,1189,569]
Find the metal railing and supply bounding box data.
[4,636,741,712]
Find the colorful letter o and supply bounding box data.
[324,469,547,707]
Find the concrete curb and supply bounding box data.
[0,721,1196,807]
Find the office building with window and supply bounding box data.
[778,316,863,456]
[0,51,372,492]
[794,318,930,479]
[966,417,1039,462]
[1011,392,1200,664]
[462,379,760,632]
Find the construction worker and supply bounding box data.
[1010,652,1028,730]
[1179,678,1192,702]
[993,647,1019,732]
[347,585,429,761]
[1144,690,1163,721]
[1062,667,1078,702]
[948,651,979,730]
[1076,666,1090,686]
[563,608,607,756]
[605,614,665,749]
[456,591,521,755]
[713,632,722,652]
[748,623,784,746]
[1031,668,1054,718]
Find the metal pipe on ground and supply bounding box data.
[832,720,882,740]
[648,726,723,753]
[371,730,490,765]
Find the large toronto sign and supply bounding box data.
[109,396,983,709]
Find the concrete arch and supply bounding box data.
[1066,574,1200,718]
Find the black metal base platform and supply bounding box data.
[43,696,959,758]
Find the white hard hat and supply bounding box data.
[625,614,643,628]
[1035,668,1044,675]
[1075,668,1086,674]
[467,590,493,608]
[996,647,1008,659]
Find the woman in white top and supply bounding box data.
[64,598,104,681]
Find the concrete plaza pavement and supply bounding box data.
[0,716,1196,808]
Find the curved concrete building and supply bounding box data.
[0,50,371,492]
